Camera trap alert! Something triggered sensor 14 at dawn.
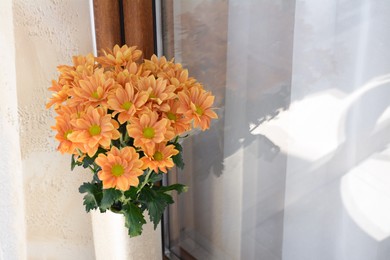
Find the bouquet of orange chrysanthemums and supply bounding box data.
[46,45,217,237]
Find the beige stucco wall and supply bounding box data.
[0,0,27,259]
[13,0,96,258]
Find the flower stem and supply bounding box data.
[120,131,130,147]
[124,131,130,143]
[137,168,153,195]
[88,165,95,173]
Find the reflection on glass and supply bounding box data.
[163,1,390,260]
[163,1,292,259]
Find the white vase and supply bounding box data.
[91,210,162,260]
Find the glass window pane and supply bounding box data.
[162,1,390,260]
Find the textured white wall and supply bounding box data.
[0,0,26,259]
[12,0,96,258]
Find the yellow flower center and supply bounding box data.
[167,112,177,121]
[64,130,73,140]
[91,91,99,99]
[149,93,157,99]
[153,151,163,161]
[111,164,124,177]
[195,106,203,116]
[121,101,133,111]
[89,125,101,136]
[143,127,155,139]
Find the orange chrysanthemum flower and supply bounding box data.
[55,103,86,122]
[127,111,169,152]
[178,87,218,130]
[160,64,197,92]
[115,64,150,87]
[137,75,176,107]
[51,113,81,154]
[48,79,63,92]
[108,82,148,124]
[143,55,173,77]
[46,81,70,109]
[56,54,95,87]
[126,62,150,77]
[69,69,115,108]
[50,104,86,155]
[68,107,120,157]
[144,55,196,92]
[57,65,77,86]
[96,45,142,68]
[164,68,194,92]
[95,146,143,191]
[141,143,179,173]
[72,53,95,77]
[162,99,191,135]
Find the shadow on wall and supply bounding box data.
[176,0,296,179]
[192,85,289,179]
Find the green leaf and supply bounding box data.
[82,193,99,212]
[71,155,82,171]
[157,183,188,194]
[123,203,146,237]
[173,141,183,152]
[80,147,107,169]
[171,142,185,169]
[79,182,95,194]
[79,182,103,212]
[124,187,138,201]
[92,173,101,183]
[100,188,122,211]
[148,171,163,183]
[139,187,174,229]
[71,156,76,171]
[82,156,95,169]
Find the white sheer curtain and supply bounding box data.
[284,1,390,259]
[165,1,390,259]
[0,1,161,259]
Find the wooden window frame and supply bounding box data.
[93,0,155,58]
